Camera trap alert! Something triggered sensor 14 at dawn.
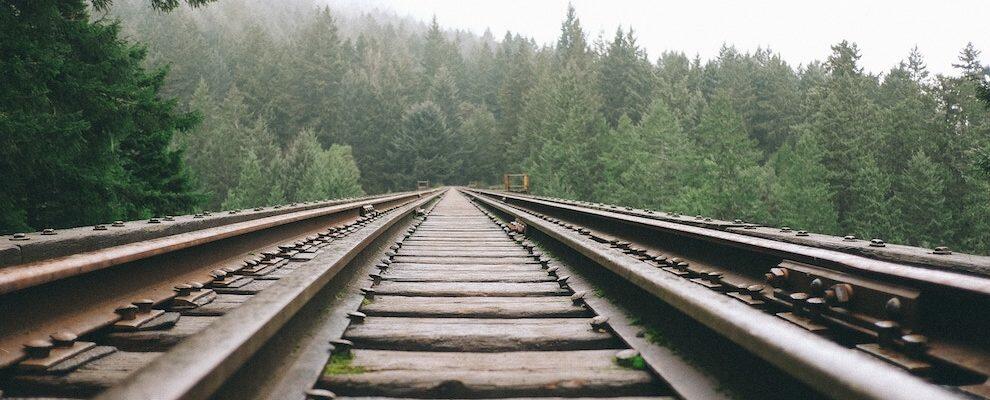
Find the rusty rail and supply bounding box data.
[466,188,989,399]
[0,190,437,368]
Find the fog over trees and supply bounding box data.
[3,0,990,255]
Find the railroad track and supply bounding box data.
[0,188,987,399]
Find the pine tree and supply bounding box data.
[599,28,655,126]
[799,41,884,230]
[1,0,198,233]
[391,102,465,187]
[223,150,281,210]
[688,94,768,221]
[892,150,950,247]
[769,134,838,233]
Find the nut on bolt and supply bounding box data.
[346,311,367,323]
[328,338,354,356]
[305,389,337,400]
[933,246,952,255]
[615,349,640,368]
[764,267,789,287]
[570,291,587,305]
[50,332,78,347]
[115,304,140,320]
[590,315,610,331]
[24,339,54,359]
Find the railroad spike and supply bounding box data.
[590,315,610,331]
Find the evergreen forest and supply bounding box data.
[3,0,990,255]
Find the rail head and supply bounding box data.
[0,190,438,295]
[468,188,990,297]
[465,189,963,400]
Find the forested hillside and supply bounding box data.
[4,0,989,255]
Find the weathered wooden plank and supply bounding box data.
[344,317,617,351]
[381,270,554,283]
[360,296,590,318]
[395,249,531,257]
[6,351,159,398]
[390,256,536,264]
[387,263,541,272]
[373,281,568,297]
[319,349,658,397]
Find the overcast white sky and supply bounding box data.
[339,0,988,76]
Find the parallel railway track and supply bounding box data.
[0,188,987,399]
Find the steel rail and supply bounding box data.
[466,190,962,400]
[469,189,990,296]
[0,191,433,295]
[0,190,435,368]
[94,190,443,400]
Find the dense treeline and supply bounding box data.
[1,0,203,233]
[110,1,990,253]
[4,0,990,256]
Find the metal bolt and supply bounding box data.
[829,284,854,304]
[765,267,788,287]
[547,266,559,276]
[24,339,53,358]
[148,218,161,224]
[615,349,640,368]
[328,338,353,356]
[164,215,175,221]
[556,275,570,288]
[376,263,389,272]
[305,389,337,400]
[591,315,610,331]
[538,256,550,268]
[112,221,125,227]
[368,273,382,285]
[875,320,901,347]
[115,304,140,320]
[806,297,827,319]
[789,292,809,315]
[869,238,886,247]
[933,246,952,255]
[133,299,155,313]
[94,224,108,231]
[570,291,587,305]
[41,228,56,235]
[810,278,825,295]
[704,271,723,283]
[843,235,857,242]
[884,298,902,320]
[10,233,29,241]
[780,226,792,232]
[901,334,928,356]
[796,230,809,236]
[346,311,366,323]
[174,284,194,296]
[50,332,78,347]
[211,270,228,281]
[747,284,765,298]
[360,287,376,300]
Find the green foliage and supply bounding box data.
[1,0,197,233]
[322,352,365,375]
[90,1,990,255]
[768,134,838,233]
